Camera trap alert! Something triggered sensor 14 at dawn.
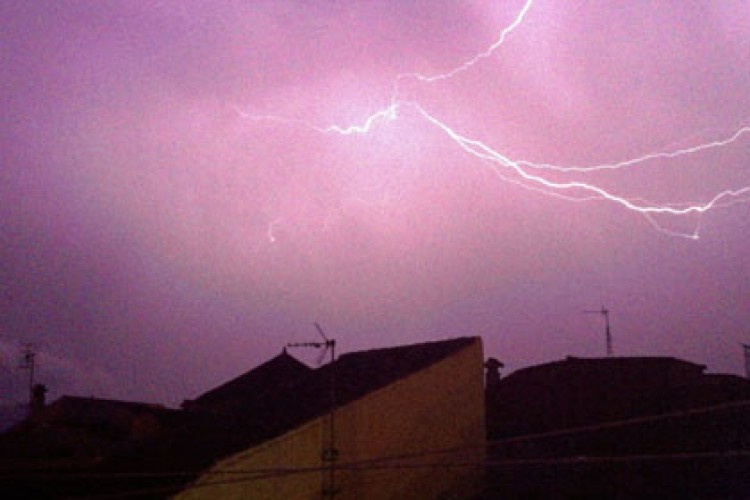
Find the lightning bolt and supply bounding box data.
[323,103,399,135]
[397,0,534,85]
[267,218,282,243]
[411,103,749,212]
[245,0,750,241]
[516,126,750,173]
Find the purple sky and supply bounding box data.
[2,0,749,409]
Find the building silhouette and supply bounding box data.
[2,340,750,498]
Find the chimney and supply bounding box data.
[484,358,503,388]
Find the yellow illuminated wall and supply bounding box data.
[178,338,485,499]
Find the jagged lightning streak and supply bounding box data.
[238,104,399,135]
[408,102,750,238]
[515,126,750,173]
[313,95,750,237]
[397,0,534,85]
[267,0,532,138]
[266,218,282,243]
[246,0,750,240]
[323,104,399,135]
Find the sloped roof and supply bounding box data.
[486,355,750,438]
[330,336,479,404]
[33,396,175,428]
[229,336,480,443]
[500,355,706,387]
[49,396,167,413]
[0,337,481,496]
[192,349,311,410]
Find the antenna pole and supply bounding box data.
[288,324,338,498]
[743,343,750,379]
[603,307,613,357]
[315,322,337,499]
[20,344,36,416]
[584,307,613,357]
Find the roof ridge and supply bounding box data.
[336,336,478,361]
[193,349,311,404]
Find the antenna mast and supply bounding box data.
[584,306,613,357]
[19,344,36,416]
[288,323,338,499]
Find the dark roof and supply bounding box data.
[501,355,706,387]
[0,337,481,496]
[487,355,750,438]
[191,349,311,411]
[48,396,168,413]
[29,396,176,429]
[235,336,480,443]
[315,336,478,407]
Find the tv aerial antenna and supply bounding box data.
[288,323,336,366]
[287,323,338,498]
[584,306,613,357]
[19,343,37,415]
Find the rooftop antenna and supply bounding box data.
[742,343,750,379]
[19,343,37,416]
[584,306,613,357]
[288,323,338,499]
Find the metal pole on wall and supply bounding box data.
[288,323,338,498]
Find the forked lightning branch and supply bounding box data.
[245,0,750,242]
